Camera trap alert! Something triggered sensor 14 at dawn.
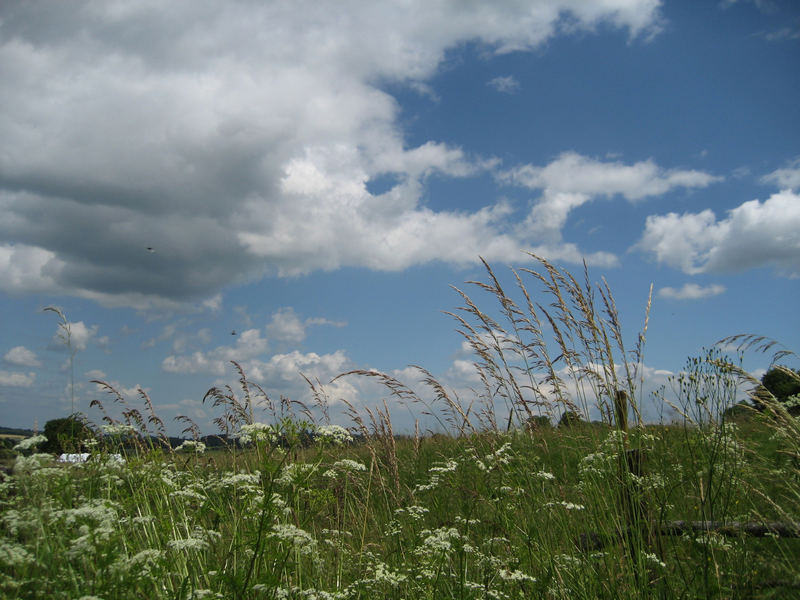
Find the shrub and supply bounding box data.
[558,410,584,428]
[42,414,95,454]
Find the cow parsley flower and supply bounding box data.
[238,422,278,445]
[315,425,353,445]
[12,434,47,452]
[175,440,206,454]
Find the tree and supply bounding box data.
[752,366,800,416]
[558,410,584,428]
[42,415,95,454]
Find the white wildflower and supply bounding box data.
[270,523,317,555]
[13,453,52,473]
[372,561,407,586]
[238,422,278,445]
[332,459,366,472]
[170,488,206,502]
[175,440,206,454]
[415,459,458,492]
[546,501,585,510]
[0,539,35,568]
[190,590,222,599]
[415,527,461,556]
[554,554,583,568]
[167,537,210,552]
[499,568,536,583]
[102,423,136,436]
[276,462,317,487]
[315,424,353,445]
[12,434,47,452]
[395,505,429,521]
[643,552,666,568]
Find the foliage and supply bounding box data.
[557,410,584,428]
[41,415,95,454]
[753,366,800,415]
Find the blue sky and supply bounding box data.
[1,0,798,435]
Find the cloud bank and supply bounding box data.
[0,0,663,309]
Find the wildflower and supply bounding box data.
[238,422,278,445]
[276,462,317,486]
[315,424,353,445]
[372,561,407,586]
[0,539,35,568]
[415,527,461,556]
[270,523,317,555]
[414,459,458,492]
[545,501,585,510]
[102,423,136,436]
[175,440,206,454]
[332,458,366,472]
[474,442,514,472]
[167,536,210,552]
[395,504,429,521]
[12,434,47,452]
[499,568,537,583]
[170,488,206,502]
[533,470,556,481]
[643,552,666,568]
[13,453,53,474]
[190,590,222,599]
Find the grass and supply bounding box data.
[2,256,799,599]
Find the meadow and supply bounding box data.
[2,256,799,599]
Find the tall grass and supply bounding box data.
[2,257,799,599]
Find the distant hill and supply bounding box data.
[0,426,35,438]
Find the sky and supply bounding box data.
[1,0,798,436]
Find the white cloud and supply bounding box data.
[0,1,662,308]
[658,283,726,300]
[0,370,36,387]
[761,158,800,190]
[162,328,269,375]
[3,346,41,367]
[267,308,307,343]
[487,75,520,93]
[503,151,719,202]
[638,189,800,277]
[500,151,720,255]
[49,321,99,353]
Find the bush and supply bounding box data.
[752,366,800,416]
[557,410,584,428]
[42,415,95,454]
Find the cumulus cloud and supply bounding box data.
[0,370,36,387]
[162,328,269,376]
[658,283,726,300]
[761,157,800,190]
[499,151,720,255]
[48,321,99,353]
[3,346,42,367]
[267,308,308,343]
[638,189,800,277]
[0,1,662,309]
[266,307,347,344]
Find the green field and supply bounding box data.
[2,409,800,600]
